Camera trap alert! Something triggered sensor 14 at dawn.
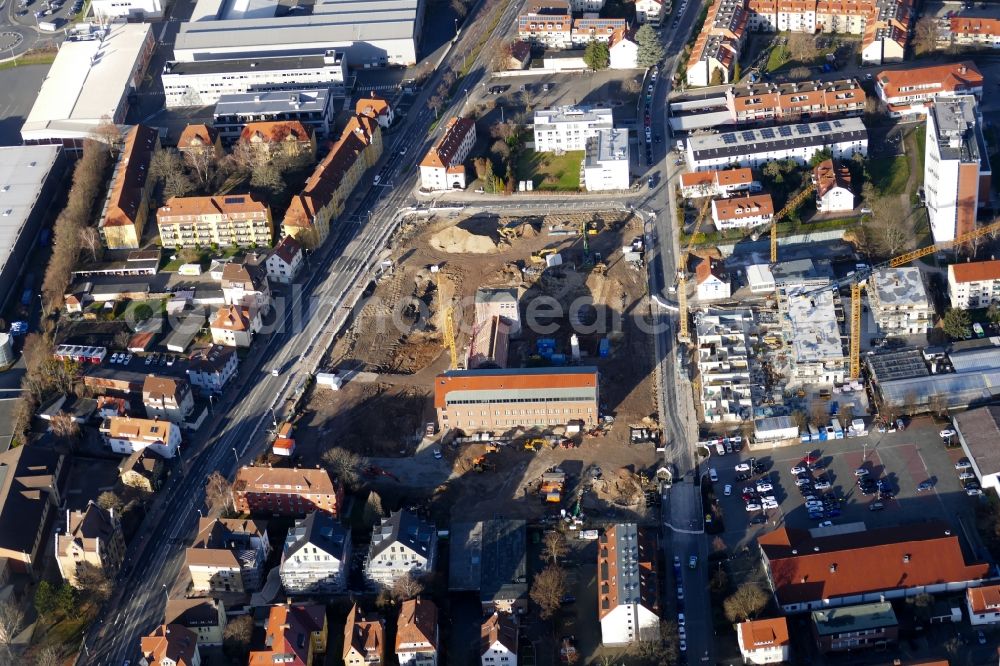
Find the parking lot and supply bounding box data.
[706,416,985,557]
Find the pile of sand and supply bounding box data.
[430,226,497,254]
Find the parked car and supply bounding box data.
[955,459,972,470]
[688,555,698,569]
[790,465,807,475]
[734,462,750,472]
[756,482,773,493]
[968,487,984,496]
[724,484,732,496]
[795,477,812,487]
[916,480,934,492]
[940,428,957,439]
[869,502,885,511]
[709,468,718,482]
[813,479,831,490]
[854,467,869,477]
[677,612,685,626]
[745,503,762,512]
[959,472,976,481]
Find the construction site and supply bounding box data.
[283,208,664,521]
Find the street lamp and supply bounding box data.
[232,446,239,466]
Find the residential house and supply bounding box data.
[635,0,665,23]
[142,375,195,425]
[419,117,477,191]
[343,604,386,666]
[480,612,518,666]
[608,28,639,69]
[868,267,933,336]
[571,16,627,45]
[186,345,239,394]
[280,511,352,594]
[396,599,439,666]
[99,125,159,249]
[685,0,747,87]
[813,159,854,212]
[941,16,1000,49]
[210,304,262,348]
[249,603,328,666]
[711,193,774,230]
[724,78,866,123]
[97,396,129,419]
[0,444,65,575]
[232,465,344,517]
[533,105,613,152]
[165,598,227,647]
[356,94,394,129]
[508,41,533,69]
[266,235,304,284]
[118,448,166,492]
[186,517,270,593]
[811,602,898,652]
[54,502,125,588]
[517,1,574,48]
[695,257,731,302]
[100,416,182,458]
[967,583,1000,625]
[759,522,990,613]
[598,523,660,645]
[282,112,382,248]
[875,61,983,118]
[141,625,201,666]
[583,129,630,191]
[239,121,316,159]
[221,255,271,311]
[679,168,757,198]
[948,260,1000,309]
[364,510,438,588]
[737,617,790,664]
[177,124,223,158]
[157,194,274,249]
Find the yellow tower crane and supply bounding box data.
[435,266,459,370]
[750,183,817,264]
[676,199,713,343]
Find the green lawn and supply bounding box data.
[517,150,583,191]
[0,50,56,71]
[869,155,910,196]
[765,45,789,73]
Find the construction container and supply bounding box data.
[316,372,342,390]
[599,338,610,357]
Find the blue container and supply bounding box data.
[599,339,610,357]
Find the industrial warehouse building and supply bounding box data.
[434,367,599,431]
[173,0,425,68]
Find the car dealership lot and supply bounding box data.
[708,416,982,551]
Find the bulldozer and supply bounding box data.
[523,438,545,452]
[472,456,495,473]
[484,442,500,453]
[530,248,557,264]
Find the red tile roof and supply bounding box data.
[240,121,312,146]
[876,61,983,101]
[967,583,1000,615]
[434,368,597,409]
[344,604,385,662]
[481,612,517,655]
[421,117,475,169]
[949,260,1000,284]
[270,235,302,266]
[949,16,1000,37]
[249,603,326,666]
[738,617,790,650]
[102,125,158,229]
[395,599,438,652]
[813,159,852,199]
[177,124,218,151]
[140,625,199,666]
[356,94,392,120]
[713,193,774,222]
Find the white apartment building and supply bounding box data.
[419,117,477,191]
[868,267,933,336]
[186,345,239,394]
[737,618,791,664]
[925,95,992,244]
[480,613,518,666]
[711,193,774,230]
[949,260,1000,309]
[783,287,847,386]
[813,159,855,212]
[266,235,304,284]
[583,129,630,191]
[100,416,182,458]
[942,17,1000,49]
[363,511,437,588]
[697,312,755,423]
[92,0,162,19]
[696,258,731,302]
[598,524,660,645]
[967,584,1000,626]
[679,168,757,198]
[280,512,351,594]
[161,51,346,108]
[569,0,605,11]
[533,106,614,153]
[875,61,983,118]
[635,0,665,23]
[686,118,867,171]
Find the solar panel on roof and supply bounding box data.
[796,125,811,135]
[722,134,737,144]
[778,126,793,137]
[833,120,843,128]
[224,197,244,204]
[760,128,775,139]
[742,131,756,141]
[817,122,831,132]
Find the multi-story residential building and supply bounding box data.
[569,0,605,11]
[635,0,665,24]
[697,312,755,423]
[266,235,304,284]
[967,583,1000,626]
[813,159,854,212]
[232,465,344,517]
[680,167,757,198]
[157,194,274,249]
[221,255,271,311]
[811,602,898,652]
[737,617,790,664]
[343,604,385,666]
[282,111,382,248]
[238,120,316,159]
[91,0,162,19]
[395,599,439,666]
[875,61,983,118]
[598,523,660,645]
[177,124,223,158]
[280,511,352,595]
[868,267,933,336]
[583,128,630,191]
[215,89,335,141]
[356,94,394,129]
[142,375,195,425]
[210,304,262,348]
[249,603,328,666]
[725,78,865,123]
[165,598,227,647]
[186,517,270,593]
[783,288,847,385]
[434,366,600,431]
[118,448,166,492]
[924,95,992,243]
[711,192,774,230]
[99,125,159,250]
[517,1,574,48]
[474,288,521,335]
[696,257,731,301]
[162,51,346,108]
[948,260,1000,309]
[419,117,477,191]
[186,345,239,394]
[533,106,614,152]
[140,625,201,666]
[686,118,867,171]
[480,612,518,666]
[100,416,182,458]
[55,503,125,588]
[941,16,1000,49]
[364,510,437,588]
[686,0,748,87]
[0,445,65,575]
[571,16,627,45]
[759,521,990,613]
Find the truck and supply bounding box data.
[38,20,58,31]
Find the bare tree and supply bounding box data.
[787,66,812,80]
[321,447,365,491]
[150,149,196,201]
[541,530,568,565]
[490,41,514,72]
[450,0,468,18]
[786,33,818,63]
[391,572,425,601]
[11,394,37,444]
[723,582,769,622]
[223,614,254,660]
[34,646,60,666]
[78,226,103,264]
[809,399,830,427]
[97,491,123,514]
[912,16,940,55]
[183,148,217,191]
[530,565,567,620]
[75,561,112,601]
[92,115,122,156]
[204,470,233,515]
[0,600,24,661]
[114,330,132,350]
[428,94,445,118]
[711,536,728,553]
[49,412,80,443]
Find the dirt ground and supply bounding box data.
[291,210,662,520]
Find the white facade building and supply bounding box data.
[696,258,731,302]
[634,0,664,24]
[100,416,182,458]
[868,267,933,337]
[162,51,346,108]
[598,523,660,645]
[679,168,757,198]
[186,345,239,394]
[875,61,983,118]
[419,117,476,191]
[711,193,774,230]
[91,0,162,19]
[363,511,437,588]
[783,288,847,385]
[480,613,517,666]
[967,584,1000,626]
[686,118,867,171]
[280,512,351,594]
[474,288,521,335]
[737,618,791,664]
[813,159,855,212]
[583,129,629,191]
[609,30,639,68]
[697,312,755,423]
[533,106,614,153]
[266,235,304,284]
[948,260,1000,309]
[924,95,992,244]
